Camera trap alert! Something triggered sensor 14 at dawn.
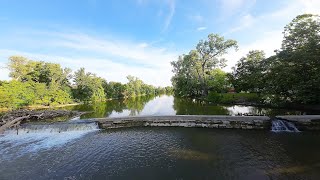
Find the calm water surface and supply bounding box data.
[1,95,320,180]
[60,95,317,119]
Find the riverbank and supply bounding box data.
[196,93,320,112]
[0,103,81,112]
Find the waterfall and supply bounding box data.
[0,121,100,153]
[12,122,99,134]
[271,119,300,132]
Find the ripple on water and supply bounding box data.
[1,128,320,180]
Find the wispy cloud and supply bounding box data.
[219,0,256,17]
[162,0,175,32]
[223,0,320,71]
[226,0,320,36]
[0,30,179,86]
[196,26,207,31]
[224,14,254,35]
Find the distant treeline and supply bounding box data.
[171,14,320,105]
[0,56,172,109]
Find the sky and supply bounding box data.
[0,0,319,86]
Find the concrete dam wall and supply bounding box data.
[90,115,320,131]
[92,115,271,130]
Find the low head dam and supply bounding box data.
[89,115,320,131]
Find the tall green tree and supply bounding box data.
[73,68,106,102]
[232,50,266,93]
[171,33,237,96]
[195,34,238,96]
[268,14,320,104]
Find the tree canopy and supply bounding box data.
[232,14,320,105]
[171,33,237,97]
[1,57,172,109]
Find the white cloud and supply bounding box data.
[299,0,320,14]
[196,27,207,31]
[138,42,149,48]
[0,29,179,86]
[222,0,320,71]
[0,62,9,80]
[44,32,178,68]
[0,49,175,86]
[223,30,282,72]
[227,0,320,36]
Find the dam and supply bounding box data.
[89,115,320,131]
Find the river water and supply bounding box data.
[60,95,318,119]
[1,95,320,180]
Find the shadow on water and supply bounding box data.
[56,95,319,119]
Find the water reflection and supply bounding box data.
[58,95,318,118]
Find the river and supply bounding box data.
[59,95,317,119]
[1,95,320,179]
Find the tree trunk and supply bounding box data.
[0,115,29,134]
[201,65,208,96]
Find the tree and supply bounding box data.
[7,56,72,87]
[171,33,238,96]
[195,34,238,96]
[73,68,106,102]
[232,50,266,93]
[268,14,320,104]
[103,81,125,99]
[282,14,320,52]
[207,69,229,93]
[7,56,34,81]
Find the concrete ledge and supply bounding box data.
[90,115,271,130]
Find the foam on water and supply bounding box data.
[0,122,99,159]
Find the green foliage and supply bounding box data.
[0,81,34,108]
[73,68,106,102]
[231,14,320,105]
[1,56,172,109]
[0,81,72,108]
[171,33,237,97]
[8,56,71,87]
[207,69,230,93]
[103,81,125,99]
[232,50,266,93]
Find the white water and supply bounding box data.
[0,122,99,158]
[271,119,300,132]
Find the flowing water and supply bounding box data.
[1,95,320,179]
[272,119,300,133]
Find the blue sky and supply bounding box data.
[0,0,319,86]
